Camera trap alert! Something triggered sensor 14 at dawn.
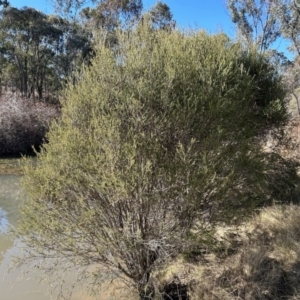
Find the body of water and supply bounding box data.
[0,158,109,300]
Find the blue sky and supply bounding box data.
[7,0,293,58]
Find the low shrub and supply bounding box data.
[0,94,59,155]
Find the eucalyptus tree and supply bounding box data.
[48,14,93,87]
[51,0,143,22]
[227,0,281,52]
[0,0,8,7]
[0,7,64,98]
[80,0,142,32]
[148,1,175,30]
[52,0,173,32]
[270,1,300,95]
[227,0,300,105]
[227,0,300,55]
[0,6,93,99]
[273,0,300,56]
[80,0,174,51]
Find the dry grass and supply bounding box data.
[0,94,59,155]
[271,92,300,162]
[151,205,300,300]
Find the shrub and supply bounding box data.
[17,22,295,299]
[0,95,59,155]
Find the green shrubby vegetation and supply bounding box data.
[17,21,298,299]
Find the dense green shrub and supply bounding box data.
[17,22,295,299]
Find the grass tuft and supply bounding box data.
[154,205,300,299]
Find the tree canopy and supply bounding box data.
[227,0,281,52]
[227,0,300,117]
[0,6,92,99]
[227,0,300,56]
[0,1,174,99]
[0,0,8,7]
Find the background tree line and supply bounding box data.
[0,6,92,100]
[2,0,300,102]
[0,0,173,100]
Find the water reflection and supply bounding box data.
[0,158,51,300]
[0,172,21,263]
[0,208,9,234]
[0,159,105,300]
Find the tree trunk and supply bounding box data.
[24,56,28,97]
[37,83,43,100]
[37,67,45,100]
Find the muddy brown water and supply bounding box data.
[0,158,123,300]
